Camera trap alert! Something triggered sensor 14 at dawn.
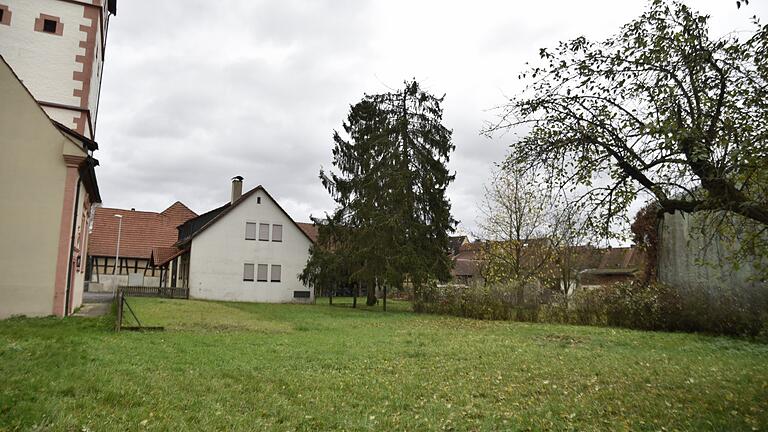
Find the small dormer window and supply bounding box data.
[43,19,57,33]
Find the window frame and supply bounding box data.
[256,264,268,282]
[245,222,257,240]
[270,264,281,283]
[258,223,270,241]
[271,224,283,242]
[243,263,255,282]
[0,5,11,26]
[34,13,62,36]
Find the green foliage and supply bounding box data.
[299,216,356,296]
[488,0,768,260]
[630,201,661,283]
[309,80,456,296]
[2,299,767,430]
[416,280,768,337]
[414,281,545,321]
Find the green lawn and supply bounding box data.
[1,298,766,431]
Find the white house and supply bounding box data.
[172,177,317,303]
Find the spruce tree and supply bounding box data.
[313,80,456,306]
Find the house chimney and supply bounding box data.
[231,176,243,204]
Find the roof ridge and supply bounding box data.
[161,201,197,216]
[180,185,315,244]
[97,207,160,216]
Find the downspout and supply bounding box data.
[64,176,82,316]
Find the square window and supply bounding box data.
[271,265,281,282]
[257,264,268,282]
[243,263,254,281]
[272,224,283,242]
[258,223,269,241]
[43,19,57,33]
[245,222,257,240]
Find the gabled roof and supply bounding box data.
[176,185,316,246]
[151,246,188,267]
[296,222,319,243]
[88,202,197,259]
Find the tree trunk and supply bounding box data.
[329,284,333,305]
[383,285,387,312]
[353,284,358,308]
[366,280,378,306]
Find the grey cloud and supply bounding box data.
[94,0,757,237]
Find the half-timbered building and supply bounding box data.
[86,202,197,292]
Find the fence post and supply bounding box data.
[115,290,123,332]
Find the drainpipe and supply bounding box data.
[64,176,82,316]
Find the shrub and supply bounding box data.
[414,279,768,338]
[414,281,544,321]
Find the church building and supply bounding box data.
[0,0,116,318]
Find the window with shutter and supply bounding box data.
[257,264,268,282]
[272,224,283,242]
[243,263,254,281]
[271,265,281,282]
[245,222,257,240]
[258,223,269,241]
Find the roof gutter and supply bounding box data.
[78,157,101,203]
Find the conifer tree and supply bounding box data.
[309,80,456,306]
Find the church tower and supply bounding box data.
[0,0,116,139]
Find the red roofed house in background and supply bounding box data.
[86,202,197,292]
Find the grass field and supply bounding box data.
[1,297,767,431]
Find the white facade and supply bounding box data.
[0,0,111,139]
[188,189,314,303]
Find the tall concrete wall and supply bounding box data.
[658,211,766,297]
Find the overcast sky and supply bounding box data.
[95,0,764,236]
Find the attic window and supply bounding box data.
[43,19,57,33]
[257,197,261,204]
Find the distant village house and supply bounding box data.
[86,202,197,292]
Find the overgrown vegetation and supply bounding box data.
[415,280,768,338]
[1,298,767,431]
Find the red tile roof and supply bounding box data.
[296,222,318,243]
[88,202,197,259]
[151,246,188,267]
